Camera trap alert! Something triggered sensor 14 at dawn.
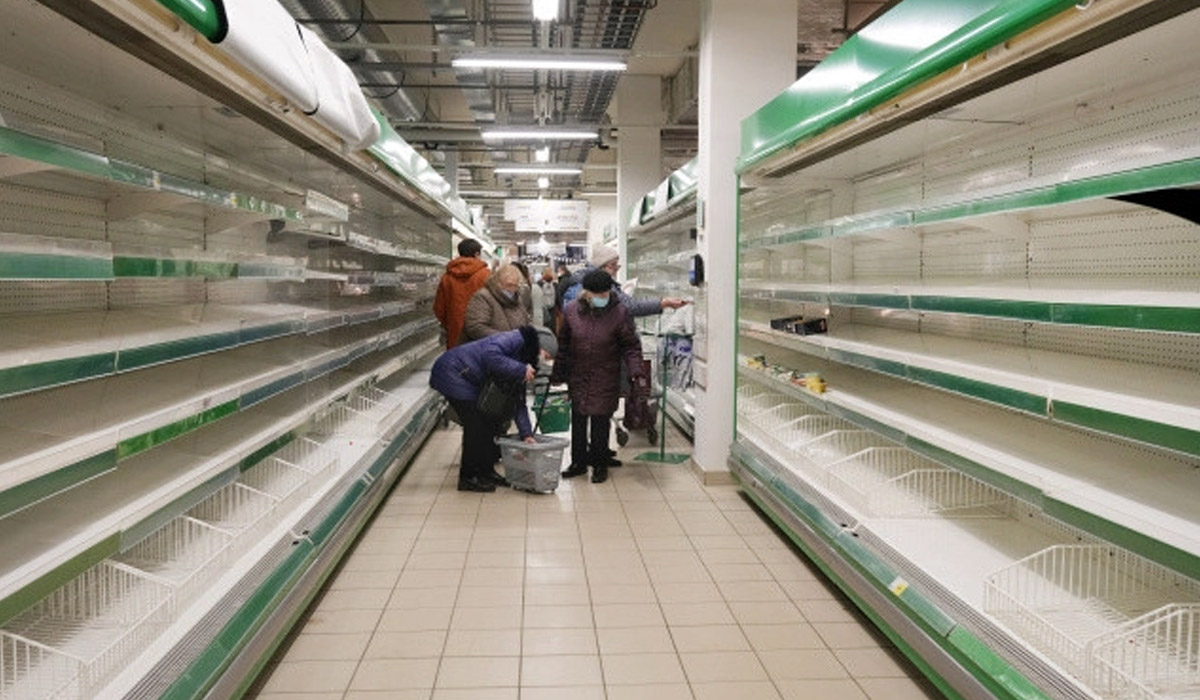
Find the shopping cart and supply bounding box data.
[616,358,657,446]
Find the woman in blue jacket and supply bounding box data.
[430,326,551,492]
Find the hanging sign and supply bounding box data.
[504,199,589,231]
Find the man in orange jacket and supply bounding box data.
[433,239,490,348]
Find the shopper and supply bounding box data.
[433,239,490,349]
[551,269,647,484]
[462,263,533,342]
[537,267,557,327]
[429,326,551,492]
[561,243,688,316]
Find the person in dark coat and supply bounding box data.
[430,326,552,492]
[550,269,647,484]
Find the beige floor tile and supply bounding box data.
[412,537,472,554]
[378,606,453,632]
[690,681,782,700]
[583,550,645,568]
[435,656,519,688]
[678,651,768,683]
[525,535,582,551]
[757,649,848,680]
[728,601,804,626]
[254,693,345,700]
[460,567,524,587]
[406,551,469,569]
[525,582,590,605]
[775,678,869,700]
[364,630,447,658]
[689,535,750,550]
[456,584,523,607]
[520,653,603,686]
[430,688,517,700]
[523,604,594,628]
[706,563,774,583]
[834,647,914,678]
[716,580,787,603]
[327,570,401,590]
[300,609,382,635]
[795,599,860,624]
[778,579,839,601]
[526,549,586,568]
[443,629,521,656]
[524,566,587,585]
[259,660,356,694]
[596,625,674,654]
[765,559,820,582]
[641,550,703,567]
[647,563,713,584]
[397,569,464,589]
[523,627,599,655]
[589,582,657,604]
[593,602,665,628]
[637,535,694,551]
[450,605,523,630]
[601,652,687,685]
[349,658,440,691]
[587,565,650,584]
[341,554,408,573]
[653,581,723,603]
[282,632,371,661]
[469,536,526,552]
[661,601,735,627]
[520,686,605,700]
[344,692,431,700]
[605,684,695,700]
[856,676,943,700]
[698,548,761,565]
[741,623,824,651]
[387,586,459,609]
[813,622,889,649]
[465,550,526,568]
[670,625,750,653]
[314,588,392,612]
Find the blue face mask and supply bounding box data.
[591,295,609,308]
[502,289,517,301]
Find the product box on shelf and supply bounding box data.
[770,315,828,335]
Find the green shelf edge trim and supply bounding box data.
[157,542,316,700]
[912,296,1051,322]
[116,332,241,372]
[240,432,298,472]
[0,253,114,280]
[0,352,115,399]
[1051,401,1200,459]
[113,257,238,279]
[0,449,117,521]
[0,534,121,627]
[906,366,1047,416]
[0,124,110,178]
[116,399,240,460]
[729,449,1041,700]
[738,0,1080,172]
[1042,498,1200,581]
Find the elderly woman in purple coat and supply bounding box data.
[430,326,553,492]
[550,269,648,484]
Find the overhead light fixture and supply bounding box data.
[535,146,550,163]
[481,128,598,142]
[494,166,582,175]
[451,56,626,72]
[532,0,557,21]
[538,177,550,189]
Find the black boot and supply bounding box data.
[591,465,608,483]
[458,475,496,492]
[481,468,508,486]
[561,464,588,479]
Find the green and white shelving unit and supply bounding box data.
[0,1,485,699]
[626,158,700,440]
[733,2,1200,700]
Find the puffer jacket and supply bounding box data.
[433,256,489,348]
[550,296,645,416]
[429,328,537,437]
[462,275,533,342]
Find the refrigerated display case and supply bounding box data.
[732,2,1200,699]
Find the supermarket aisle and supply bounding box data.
[248,424,943,700]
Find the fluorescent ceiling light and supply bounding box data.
[537,177,550,189]
[481,129,598,141]
[452,56,626,71]
[535,146,550,162]
[494,166,582,175]
[532,0,557,21]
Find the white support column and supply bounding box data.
[443,150,459,197]
[613,75,662,270]
[693,0,796,481]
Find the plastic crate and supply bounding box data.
[497,435,569,493]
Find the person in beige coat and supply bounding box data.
[462,263,533,342]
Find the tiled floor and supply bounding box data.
[248,424,944,700]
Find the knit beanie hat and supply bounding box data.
[582,269,614,293]
[588,243,619,268]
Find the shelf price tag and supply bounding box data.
[889,577,909,597]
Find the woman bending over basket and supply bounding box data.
[430,326,555,492]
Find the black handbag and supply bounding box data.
[476,378,517,418]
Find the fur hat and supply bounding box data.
[582,269,614,293]
[588,243,619,268]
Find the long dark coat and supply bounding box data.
[551,297,645,416]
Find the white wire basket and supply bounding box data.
[112,516,232,605]
[270,437,339,475]
[237,458,314,506]
[794,429,885,465]
[985,545,1200,691]
[755,403,819,431]
[0,562,173,700]
[824,447,1010,518]
[783,415,854,450]
[185,482,277,539]
[1089,603,1200,700]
